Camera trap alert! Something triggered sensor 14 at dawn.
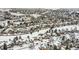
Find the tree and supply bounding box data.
[4,11,11,19]
[53,45,58,50]
[19,36,22,39]
[7,21,10,25]
[13,36,18,44]
[65,45,69,50]
[3,43,7,50]
[27,36,30,40]
[24,22,28,27]
[54,29,57,33]
[0,25,3,29]
[62,36,65,41]
[13,38,16,45]
[56,33,60,36]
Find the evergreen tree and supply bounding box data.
[53,45,58,50]
[0,25,3,29]
[65,45,69,50]
[62,36,65,41]
[3,43,7,50]
[54,29,57,33]
[13,38,16,45]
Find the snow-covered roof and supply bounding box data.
[11,12,25,16]
[0,9,10,12]
[4,28,14,33]
[30,14,41,18]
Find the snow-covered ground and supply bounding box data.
[0,28,49,50]
[0,28,49,41]
[0,24,79,50]
[53,25,78,31]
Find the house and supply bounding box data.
[3,27,14,34]
[10,12,25,18]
